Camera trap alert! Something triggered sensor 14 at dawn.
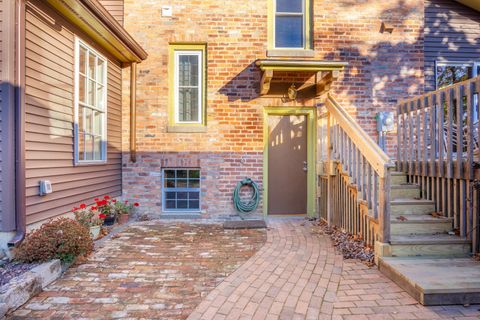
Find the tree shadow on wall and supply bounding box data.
[218,62,261,102]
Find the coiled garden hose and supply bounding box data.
[233,178,260,219]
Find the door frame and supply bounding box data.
[263,107,316,218]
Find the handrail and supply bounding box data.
[326,95,395,177]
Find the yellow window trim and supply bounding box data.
[168,43,207,127]
[267,0,312,51]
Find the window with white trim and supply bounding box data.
[174,51,203,123]
[274,0,305,48]
[163,169,200,212]
[75,39,107,163]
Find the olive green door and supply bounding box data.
[267,115,308,215]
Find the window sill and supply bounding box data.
[267,49,315,58]
[167,126,207,133]
[74,160,108,166]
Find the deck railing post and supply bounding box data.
[378,165,392,243]
[326,112,333,226]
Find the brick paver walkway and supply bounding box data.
[188,218,480,320]
[9,222,266,319]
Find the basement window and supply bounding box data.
[163,169,201,212]
[74,38,107,164]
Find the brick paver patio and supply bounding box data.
[9,218,480,319]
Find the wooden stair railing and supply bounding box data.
[397,76,480,254]
[318,95,396,248]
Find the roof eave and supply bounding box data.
[455,0,480,13]
[45,0,147,63]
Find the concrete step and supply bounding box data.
[391,184,420,200]
[391,199,435,216]
[390,234,471,257]
[378,256,480,305]
[391,215,453,236]
[391,171,408,185]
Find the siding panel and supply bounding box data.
[98,0,124,26]
[425,0,480,90]
[25,0,123,225]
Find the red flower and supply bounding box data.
[79,203,86,209]
[124,200,128,204]
[91,206,97,210]
[112,199,117,203]
[134,202,139,207]
[71,207,78,212]
[99,214,106,219]
[104,195,110,200]
[94,198,99,201]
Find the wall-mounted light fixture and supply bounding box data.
[287,83,297,100]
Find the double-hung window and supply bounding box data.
[273,0,308,49]
[169,44,206,127]
[163,169,201,212]
[74,38,107,164]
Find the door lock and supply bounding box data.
[303,161,308,172]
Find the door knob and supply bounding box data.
[303,161,308,172]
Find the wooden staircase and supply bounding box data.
[388,172,471,257]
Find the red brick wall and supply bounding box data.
[121,0,424,217]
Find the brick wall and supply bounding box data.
[121,0,424,217]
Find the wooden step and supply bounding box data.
[390,234,471,257]
[391,199,435,216]
[391,215,453,236]
[379,257,480,305]
[391,171,407,185]
[391,184,420,200]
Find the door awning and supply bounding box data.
[255,59,348,96]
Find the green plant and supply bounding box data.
[112,199,139,215]
[73,204,105,227]
[14,218,93,263]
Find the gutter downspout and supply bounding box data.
[130,62,137,163]
[9,0,26,247]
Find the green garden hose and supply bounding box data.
[233,178,260,219]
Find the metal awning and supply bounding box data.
[255,59,348,96]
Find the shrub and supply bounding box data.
[72,203,105,228]
[14,218,93,263]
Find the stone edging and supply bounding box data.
[0,259,63,318]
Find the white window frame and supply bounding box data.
[162,168,201,213]
[174,51,203,124]
[434,61,476,90]
[273,0,306,49]
[74,37,108,165]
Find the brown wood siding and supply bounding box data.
[0,0,4,229]
[98,0,124,26]
[25,0,122,225]
[425,0,480,91]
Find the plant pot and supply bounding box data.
[118,214,129,225]
[103,216,115,226]
[89,225,101,239]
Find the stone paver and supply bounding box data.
[9,221,266,319]
[188,218,480,320]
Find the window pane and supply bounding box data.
[189,179,200,188]
[165,179,176,188]
[97,59,105,84]
[436,65,472,89]
[165,170,176,179]
[85,108,92,134]
[178,88,199,122]
[179,55,199,86]
[165,192,176,200]
[88,79,95,106]
[88,54,96,80]
[276,0,302,13]
[93,136,102,160]
[189,200,200,209]
[189,170,200,178]
[97,84,105,110]
[177,200,188,209]
[93,111,102,135]
[177,192,188,200]
[166,200,176,209]
[188,192,199,200]
[177,170,188,178]
[275,16,303,48]
[79,74,86,104]
[79,46,87,74]
[85,135,93,160]
[177,179,188,188]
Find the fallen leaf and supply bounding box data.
[396,216,408,221]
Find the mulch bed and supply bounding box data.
[0,261,39,287]
[313,219,375,267]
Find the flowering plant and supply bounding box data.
[113,199,139,216]
[94,195,115,218]
[72,204,104,227]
